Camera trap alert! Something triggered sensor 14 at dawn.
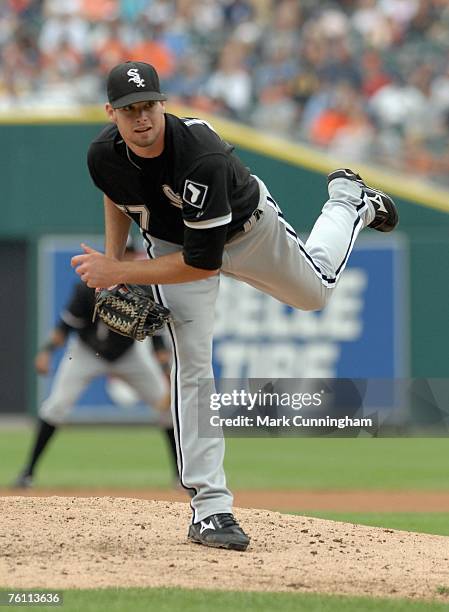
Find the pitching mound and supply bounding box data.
[1,497,448,600]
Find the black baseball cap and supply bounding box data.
[107,61,167,109]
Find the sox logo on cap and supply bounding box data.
[127,68,145,88]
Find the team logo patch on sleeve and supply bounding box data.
[182,180,208,209]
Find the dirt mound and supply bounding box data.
[1,497,448,600]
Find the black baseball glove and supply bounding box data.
[93,284,172,341]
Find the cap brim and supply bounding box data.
[111,91,167,109]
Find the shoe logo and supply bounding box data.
[369,192,388,214]
[200,519,215,534]
[127,68,145,88]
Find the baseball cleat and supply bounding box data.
[188,513,250,551]
[11,473,33,489]
[328,168,398,232]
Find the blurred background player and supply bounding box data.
[13,240,177,489]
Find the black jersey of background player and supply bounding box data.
[87,114,260,269]
[58,282,134,361]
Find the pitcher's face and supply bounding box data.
[106,100,166,156]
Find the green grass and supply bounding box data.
[436,587,449,596]
[0,427,176,488]
[2,427,449,490]
[299,511,449,536]
[225,437,449,490]
[1,588,449,612]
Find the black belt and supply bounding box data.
[227,207,264,242]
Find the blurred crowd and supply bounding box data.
[3,0,449,186]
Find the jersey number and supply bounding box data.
[117,204,150,231]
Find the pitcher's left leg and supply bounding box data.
[223,170,397,311]
[305,169,398,281]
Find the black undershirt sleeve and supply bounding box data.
[66,284,94,321]
[56,319,71,334]
[58,283,95,331]
[182,225,228,270]
[152,334,166,352]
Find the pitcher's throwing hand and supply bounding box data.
[71,243,123,288]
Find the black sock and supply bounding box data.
[163,427,178,477]
[22,418,57,477]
